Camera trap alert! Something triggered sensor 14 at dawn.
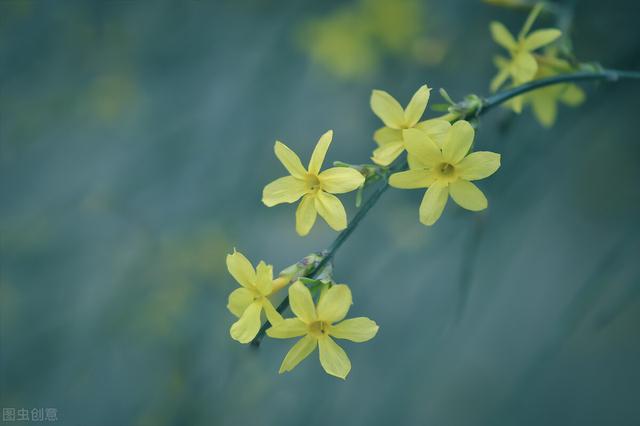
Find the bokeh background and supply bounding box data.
[1,0,640,425]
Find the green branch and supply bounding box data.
[249,68,640,347]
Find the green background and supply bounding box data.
[1,1,639,425]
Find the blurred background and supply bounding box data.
[1,0,639,425]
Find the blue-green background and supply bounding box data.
[1,1,639,425]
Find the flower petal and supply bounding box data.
[419,183,449,226]
[560,84,585,106]
[456,152,501,181]
[230,301,262,343]
[403,84,430,127]
[490,21,517,50]
[262,176,308,207]
[262,298,283,325]
[373,127,402,146]
[531,93,557,127]
[443,120,474,164]
[295,194,317,236]
[511,51,538,83]
[319,167,364,194]
[278,334,317,374]
[403,128,442,167]
[227,287,255,318]
[317,284,352,323]
[416,119,451,147]
[226,250,256,289]
[370,89,405,129]
[255,261,273,295]
[274,141,306,179]
[267,318,308,338]
[318,336,351,379]
[389,169,435,189]
[490,68,510,93]
[371,140,405,166]
[308,130,333,175]
[288,281,317,323]
[315,191,347,231]
[330,317,379,342]
[407,153,429,169]
[523,29,562,51]
[449,180,488,211]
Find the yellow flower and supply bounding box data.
[509,52,586,127]
[262,130,365,236]
[389,120,501,225]
[489,5,562,97]
[226,250,285,344]
[370,84,451,166]
[267,281,379,379]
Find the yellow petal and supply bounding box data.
[511,52,537,83]
[230,301,262,343]
[531,94,557,127]
[308,130,333,175]
[370,89,405,129]
[316,284,352,323]
[456,152,501,181]
[262,176,308,207]
[449,180,488,211]
[226,250,256,289]
[255,261,273,295]
[371,141,405,166]
[407,152,429,169]
[419,183,449,226]
[330,317,379,342]
[403,128,442,167]
[318,336,351,379]
[278,334,317,374]
[267,318,307,338]
[289,281,317,323]
[560,84,585,106]
[443,120,474,164]
[314,191,347,231]
[511,94,523,113]
[415,119,451,147]
[274,141,306,179]
[295,194,317,236]
[318,167,364,194]
[227,287,254,318]
[490,21,517,50]
[389,169,435,189]
[262,298,283,325]
[523,29,561,51]
[403,84,430,128]
[373,127,402,146]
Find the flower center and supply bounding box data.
[308,320,329,337]
[305,173,321,192]
[438,162,455,176]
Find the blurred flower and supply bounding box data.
[267,281,379,379]
[370,85,450,166]
[389,121,501,225]
[296,0,437,80]
[226,250,285,343]
[262,130,365,236]
[490,4,562,111]
[483,0,531,8]
[507,50,586,127]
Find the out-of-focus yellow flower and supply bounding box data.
[226,250,286,343]
[262,131,365,236]
[389,121,501,225]
[370,84,451,166]
[267,281,379,379]
[490,4,562,109]
[483,0,531,8]
[509,51,586,127]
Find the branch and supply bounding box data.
[250,68,640,347]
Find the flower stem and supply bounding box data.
[249,67,640,347]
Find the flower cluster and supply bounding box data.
[489,3,586,125]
